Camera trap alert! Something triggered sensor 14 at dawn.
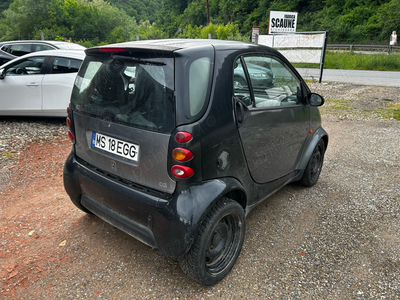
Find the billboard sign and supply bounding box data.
[268,11,298,34]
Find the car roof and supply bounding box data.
[0,49,85,68]
[91,39,262,53]
[0,40,85,49]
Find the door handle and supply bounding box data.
[26,82,39,87]
[235,99,249,127]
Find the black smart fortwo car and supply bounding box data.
[63,39,328,285]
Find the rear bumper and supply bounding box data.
[63,150,245,258]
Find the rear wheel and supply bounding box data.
[300,139,325,187]
[179,198,245,285]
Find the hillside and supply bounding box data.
[1,0,399,44]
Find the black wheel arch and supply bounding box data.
[298,127,328,171]
[155,177,247,258]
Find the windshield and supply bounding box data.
[71,54,175,133]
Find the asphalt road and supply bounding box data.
[297,68,400,87]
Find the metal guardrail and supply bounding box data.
[327,43,400,52]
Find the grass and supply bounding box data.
[2,152,13,158]
[293,51,400,71]
[379,101,400,120]
[320,99,400,120]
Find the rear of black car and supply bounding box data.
[63,42,216,257]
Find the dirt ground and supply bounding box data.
[1,83,400,299]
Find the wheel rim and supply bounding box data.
[205,213,243,275]
[310,145,322,182]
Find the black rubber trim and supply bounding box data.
[75,156,172,201]
[81,194,158,248]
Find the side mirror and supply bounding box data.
[0,69,5,80]
[309,93,325,106]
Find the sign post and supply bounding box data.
[252,26,261,43]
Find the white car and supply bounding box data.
[0,40,86,65]
[0,49,85,117]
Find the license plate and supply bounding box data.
[91,132,140,162]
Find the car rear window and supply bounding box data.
[71,53,175,134]
[52,57,82,74]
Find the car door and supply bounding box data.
[0,56,46,115]
[41,56,82,116]
[234,55,310,184]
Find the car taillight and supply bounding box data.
[99,47,126,53]
[175,132,193,143]
[172,148,193,162]
[67,106,70,114]
[66,117,71,128]
[171,165,194,179]
[67,130,74,141]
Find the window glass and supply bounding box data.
[189,57,211,116]
[34,44,55,52]
[71,54,175,133]
[243,56,302,108]
[5,56,45,76]
[52,57,82,74]
[233,58,252,106]
[0,45,8,52]
[9,44,31,56]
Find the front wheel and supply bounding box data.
[300,139,325,187]
[179,198,246,285]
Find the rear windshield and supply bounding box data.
[71,53,175,133]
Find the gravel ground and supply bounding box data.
[1,82,400,299]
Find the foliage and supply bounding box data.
[1,0,400,46]
[324,51,400,71]
[294,51,400,71]
[0,0,140,45]
[0,0,13,12]
[181,22,246,40]
[107,0,161,22]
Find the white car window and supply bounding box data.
[9,44,31,57]
[34,44,55,52]
[5,56,45,76]
[52,57,82,74]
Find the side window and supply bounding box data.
[189,57,211,116]
[52,57,82,74]
[9,44,31,57]
[4,56,45,76]
[34,44,55,52]
[233,58,252,106]
[243,56,302,108]
[1,45,9,52]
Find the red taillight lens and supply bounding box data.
[66,117,71,128]
[99,47,126,53]
[175,132,193,143]
[67,130,74,141]
[67,106,70,114]
[171,165,194,179]
[172,148,193,162]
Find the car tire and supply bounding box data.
[300,139,325,187]
[179,198,246,285]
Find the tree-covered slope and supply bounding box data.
[1,0,399,44]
